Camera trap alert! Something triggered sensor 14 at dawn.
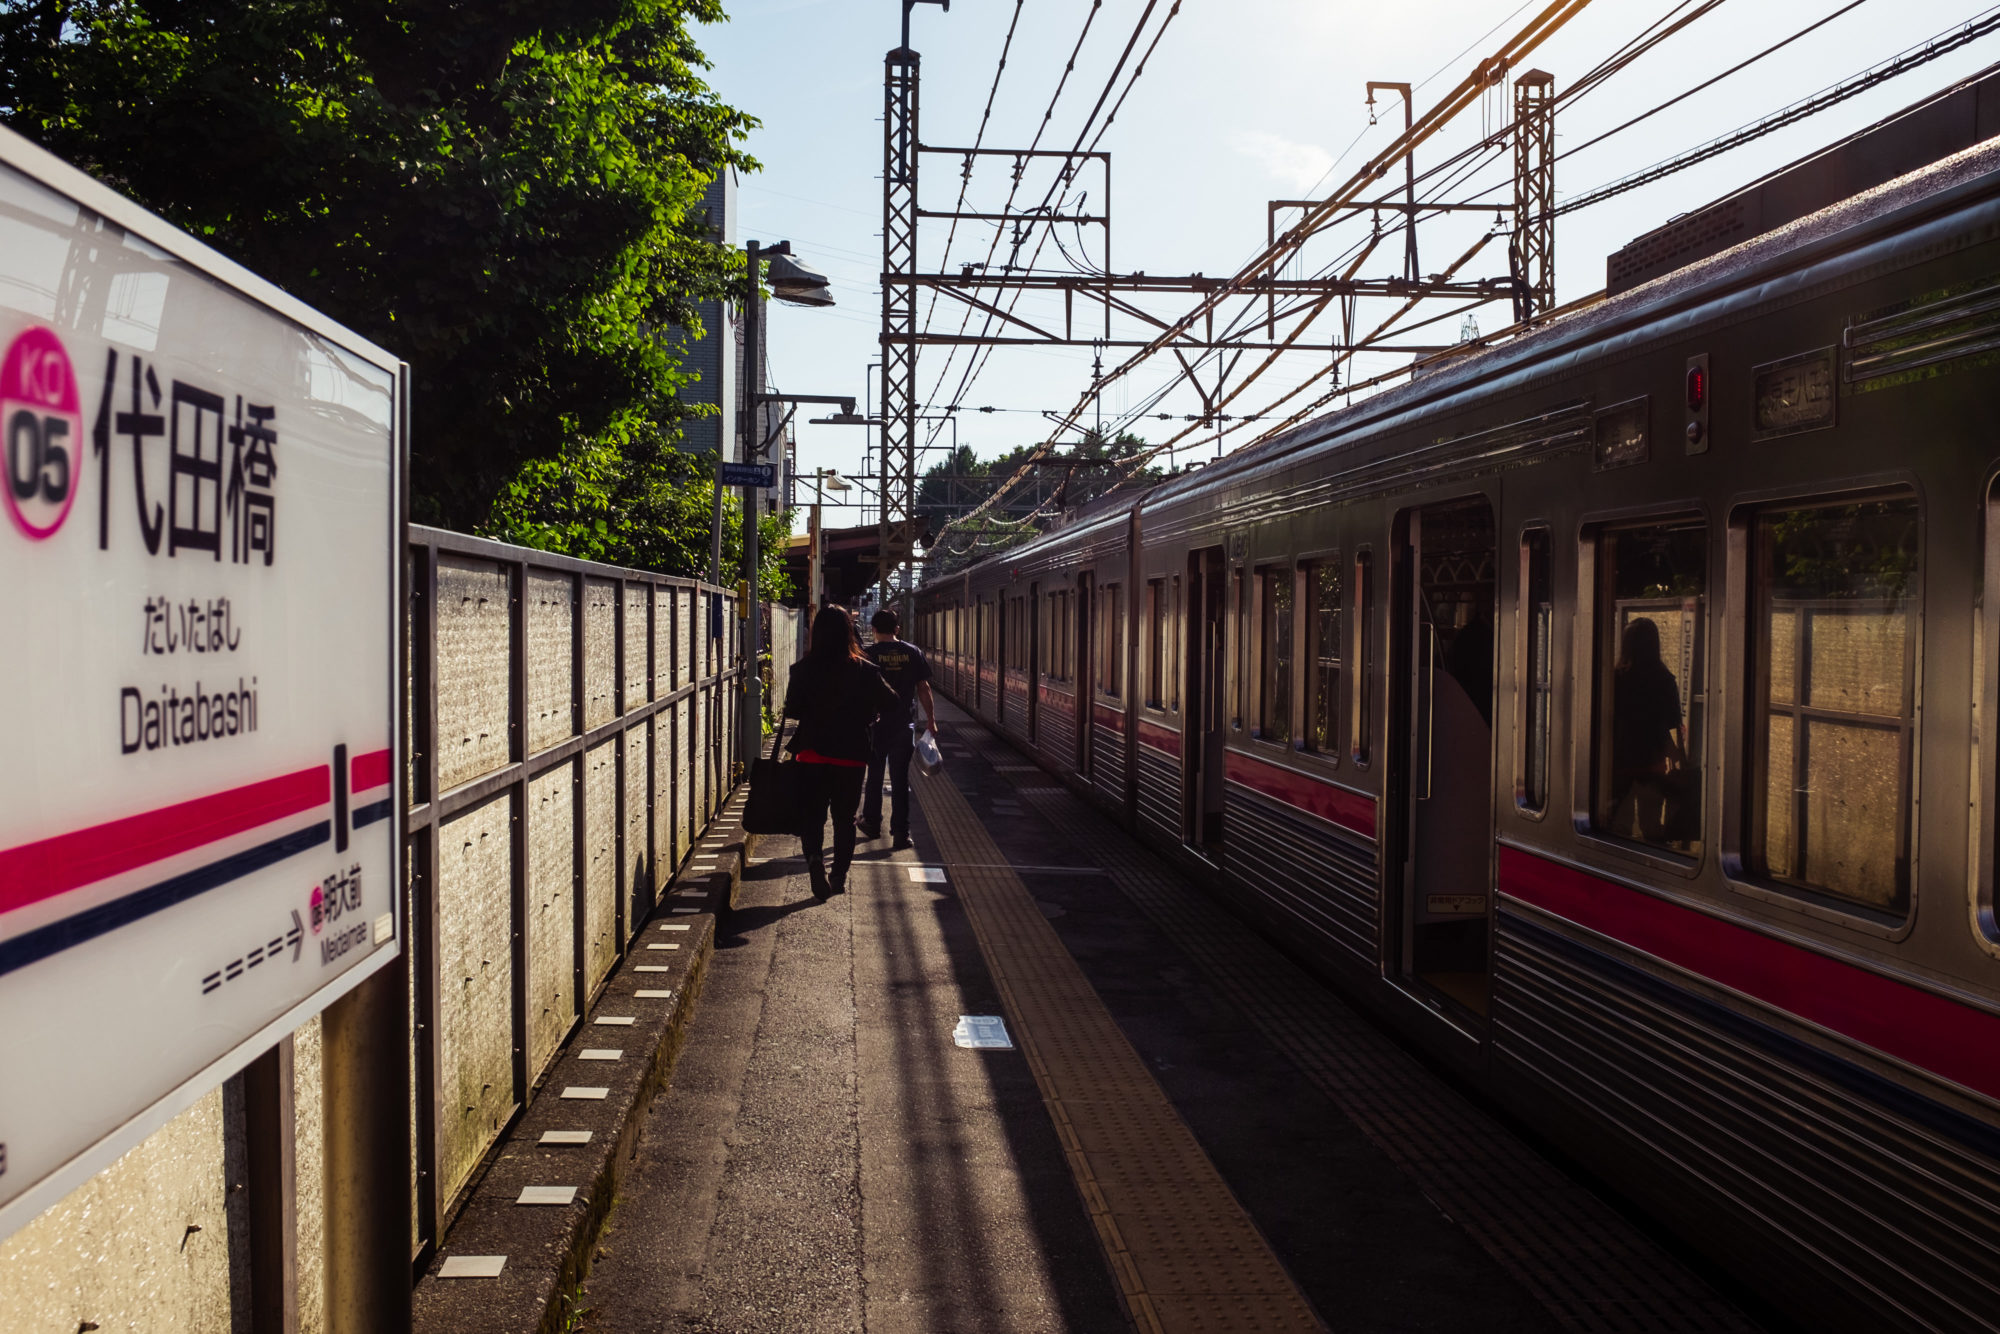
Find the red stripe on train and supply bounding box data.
[1136,719,1182,757]
[1223,749,1377,840]
[1092,703,1124,732]
[1498,845,2000,1105]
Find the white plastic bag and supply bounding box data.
[914,728,945,775]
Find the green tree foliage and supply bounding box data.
[486,420,793,599]
[919,429,1172,577]
[0,0,753,539]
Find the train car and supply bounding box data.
[914,128,2000,1331]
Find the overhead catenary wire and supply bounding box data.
[913,0,1115,424]
[920,0,1181,446]
[918,0,1030,346]
[1554,0,1876,165]
[1072,0,1779,468]
[931,0,1600,540]
[1556,4,2000,214]
[930,0,1960,549]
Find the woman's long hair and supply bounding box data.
[807,603,863,664]
[1617,616,1662,673]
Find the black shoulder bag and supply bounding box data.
[742,716,806,835]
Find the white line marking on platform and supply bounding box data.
[439,1256,507,1278]
[560,1087,608,1100]
[540,1130,593,1145]
[953,1015,1015,1049]
[580,1049,623,1061]
[635,965,671,973]
[517,1185,578,1206]
[659,923,692,931]
[908,867,948,883]
[594,1016,636,1026]
[646,943,681,950]
[634,989,674,998]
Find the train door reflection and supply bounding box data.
[1393,497,1497,1020]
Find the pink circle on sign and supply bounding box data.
[1,326,83,540]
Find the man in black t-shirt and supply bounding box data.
[862,608,937,848]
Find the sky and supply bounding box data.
[697,0,2000,534]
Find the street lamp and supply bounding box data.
[735,238,856,765]
[803,468,852,611]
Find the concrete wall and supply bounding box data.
[0,525,758,1330]
[0,1015,326,1334]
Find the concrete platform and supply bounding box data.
[574,705,1767,1334]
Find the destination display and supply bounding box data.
[0,126,403,1238]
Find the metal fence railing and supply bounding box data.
[401,526,744,1253]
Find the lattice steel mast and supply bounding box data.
[1512,70,1557,323]
[878,1,944,608]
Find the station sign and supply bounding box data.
[0,126,403,1237]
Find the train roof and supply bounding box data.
[926,126,2000,590]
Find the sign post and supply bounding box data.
[0,125,404,1239]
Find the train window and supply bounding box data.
[1038,591,1051,680]
[1146,578,1166,708]
[1519,529,1553,813]
[1099,584,1123,698]
[1052,589,1072,683]
[1745,493,1918,915]
[1590,519,1706,857]
[1352,551,1373,766]
[1257,565,1294,744]
[1231,568,1247,730]
[1305,559,1341,758]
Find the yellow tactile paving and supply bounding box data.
[913,770,1327,1334]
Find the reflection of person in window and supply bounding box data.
[1610,618,1686,844]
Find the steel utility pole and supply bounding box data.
[740,238,766,768]
[879,0,947,613]
[1512,70,1557,323]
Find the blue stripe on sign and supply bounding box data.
[0,822,331,978]
[352,799,392,829]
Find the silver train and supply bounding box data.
[913,131,2000,1332]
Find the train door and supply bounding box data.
[1390,497,1496,1020]
[994,595,1006,719]
[1184,547,1227,854]
[1076,573,1094,777]
[1027,583,1041,743]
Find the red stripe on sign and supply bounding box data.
[0,765,331,913]
[350,748,392,794]
[1136,719,1182,757]
[1498,846,2000,1104]
[1224,749,1377,840]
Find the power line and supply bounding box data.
[918,0,1028,344]
[1558,4,2000,215]
[921,0,1182,440]
[1556,0,1876,164]
[1093,0,1748,468]
[913,0,1113,412]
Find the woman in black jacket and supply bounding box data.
[783,605,901,898]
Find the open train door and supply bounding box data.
[1389,498,1497,1021]
[1184,547,1227,855]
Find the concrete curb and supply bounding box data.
[412,785,753,1334]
